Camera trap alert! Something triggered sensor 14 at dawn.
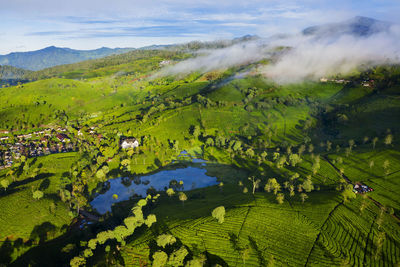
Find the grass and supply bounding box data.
[327,146,400,212]
[0,153,80,262]
[0,51,399,266]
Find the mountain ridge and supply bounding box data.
[0,46,136,71]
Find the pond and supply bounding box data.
[90,163,218,214]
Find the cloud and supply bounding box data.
[155,41,269,77]
[1,0,400,54]
[157,24,400,84]
[262,26,400,83]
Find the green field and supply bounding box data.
[0,49,399,266]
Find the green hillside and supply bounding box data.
[0,49,399,266]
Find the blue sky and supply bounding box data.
[0,0,399,54]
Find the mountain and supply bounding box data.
[0,65,31,80]
[0,46,135,71]
[302,16,391,38]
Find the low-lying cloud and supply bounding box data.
[157,24,400,84]
[156,41,269,77]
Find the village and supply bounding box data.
[0,126,102,169]
[319,77,375,87]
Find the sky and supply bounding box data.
[0,0,399,54]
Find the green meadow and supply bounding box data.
[0,50,399,266]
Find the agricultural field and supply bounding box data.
[0,47,399,267]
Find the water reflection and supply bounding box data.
[90,165,218,214]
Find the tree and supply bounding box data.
[152,251,168,267]
[173,140,179,151]
[302,176,314,192]
[289,184,295,197]
[326,140,332,152]
[369,160,374,169]
[186,255,207,267]
[212,206,226,223]
[298,144,306,155]
[0,179,10,191]
[276,193,284,204]
[300,193,308,203]
[245,148,255,158]
[232,141,242,152]
[348,139,355,151]
[384,134,393,146]
[95,169,105,180]
[33,190,44,200]
[156,234,176,248]
[342,184,356,202]
[178,192,187,207]
[383,159,390,170]
[288,154,302,167]
[70,256,86,267]
[372,137,378,149]
[276,155,287,169]
[218,182,224,192]
[363,136,369,144]
[205,137,214,147]
[191,125,200,139]
[168,247,189,266]
[265,178,281,195]
[260,151,268,161]
[308,144,314,153]
[248,176,261,194]
[166,188,175,197]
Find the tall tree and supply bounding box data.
[211,206,226,224]
[248,176,261,194]
[300,193,308,203]
[178,192,187,207]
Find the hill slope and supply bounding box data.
[0,46,135,71]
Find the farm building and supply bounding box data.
[353,183,373,194]
[56,133,69,142]
[120,137,139,149]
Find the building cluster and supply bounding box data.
[0,126,102,170]
[361,80,375,87]
[319,77,349,84]
[320,77,375,87]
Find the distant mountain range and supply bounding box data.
[0,46,135,71]
[302,16,391,38]
[0,16,392,73]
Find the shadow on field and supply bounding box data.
[8,173,55,191]
[0,238,33,266]
[0,187,24,198]
[10,228,81,267]
[30,222,57,244]
[0,173,54,198]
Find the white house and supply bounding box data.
[121,138,139,149]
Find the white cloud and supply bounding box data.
[156,25,400,84]
[0,0,399,54]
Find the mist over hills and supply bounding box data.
[0,16,396,83]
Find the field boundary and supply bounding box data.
[304,200,343,267]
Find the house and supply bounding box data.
[56,133,69,142]
[159,60,172,66]
[120,137,139,149]
[353,183,373,194]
